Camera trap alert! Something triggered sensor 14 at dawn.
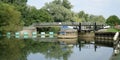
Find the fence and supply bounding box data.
[0,32,55,39]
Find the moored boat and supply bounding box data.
[57,28,77,39]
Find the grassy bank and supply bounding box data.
[107,28,120,32]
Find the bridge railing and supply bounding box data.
[32,22,106,27]
[32,22,79,26]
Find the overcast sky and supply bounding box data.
[27,0,120,18]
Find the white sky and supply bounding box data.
[27,0,120,18]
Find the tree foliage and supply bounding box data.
[78,11,88,22]
[23,6,53,26]
[52,0,72,9]
[89,15,105,23]
[106,15,120,26]
[43,0,74,22]
[78,11,105,23]
[0,0,27,6]
[52,0,62,5]
[0,0,113,27]
[0,3,23,33]
[62,0,72,9]
[72,13,82,22]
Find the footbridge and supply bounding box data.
[32,22,107,32]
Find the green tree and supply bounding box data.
[97,15,105,23]
[0,0,27,6]
[52,0,62,5]
[0,0,28,26]
[38,9,54,22]
[52,0,72,9]
[62,0,72,9]
[106,15,120,26]
[78,11,85,18]
[43,0,74,22]
[89,15,105,23]
[0,3,23,33]
[23,6,53,26]
[78,11,89,22]
[78,11,105,23]
[23,6,38,26]
[72,13,82,22]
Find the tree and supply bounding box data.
[88,15,105,23]
[62,0,72,9]
[38,9,53,22]
[23,6,53,26]
[0,3,23,33]
[78,11,85,18]
[97,15,105,23]
[72,13,82,22]
[52,0,72,9]
[78,11,105,23]
[43,0,74,22]
[106,15,120,26]
[22,6,37,26]
[52,0,62,5]
[78,11,89,22]
[0,0,27,6]
[0,0,28,26]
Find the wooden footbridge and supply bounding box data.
[32,22,107,32]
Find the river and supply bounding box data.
[0,36,119,60]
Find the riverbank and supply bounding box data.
[110,53,120,60]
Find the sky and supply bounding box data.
[27,0,120,18]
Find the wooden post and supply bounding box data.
[78,23,81,35]
[94,22,97,32]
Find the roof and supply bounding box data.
[23,27,36,30]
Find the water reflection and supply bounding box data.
[0,38,73,60]
[0,38,26,60]
[0,37,115,60]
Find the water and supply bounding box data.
[27,44,113,60]
[0,37,117,60]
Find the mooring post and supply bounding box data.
[78,22,81,35]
